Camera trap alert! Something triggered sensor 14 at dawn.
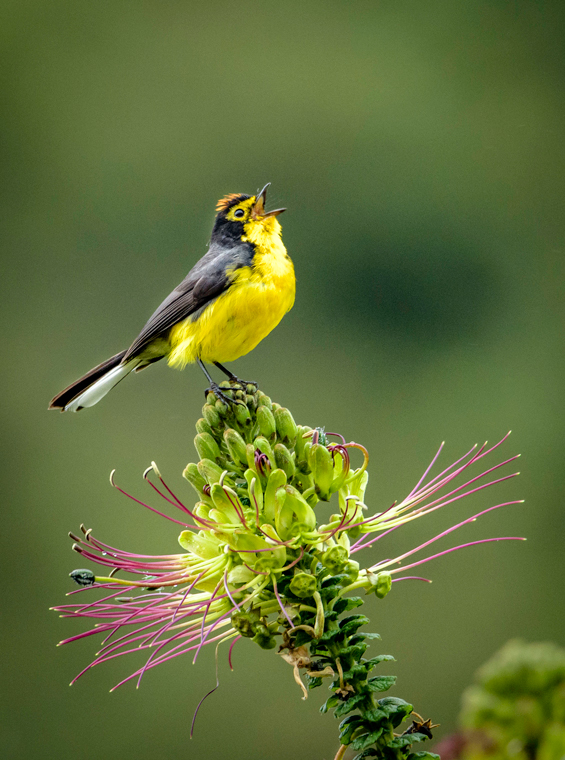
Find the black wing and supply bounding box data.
[123,242,253,361]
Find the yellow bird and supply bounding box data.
[49,184,295,411]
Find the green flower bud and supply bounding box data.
[234,403,251,426]
[274,407,298,446]
[264,468,288,524]
[182,462,207,495]
[194,432,222,464]
[203,403,221,429]
[178,530,221,559]
[276,485,316,540]
[206,392,216,406]
[274,443,295,479]
[195,417,214,436]
[223,428,248,467]
[245,394,257,410]
[253,437,276,468]
[342,560,360,584]
[197,458,225,485]
[244,468,263,513]
[289,572,318,599]
[215,399,228,417]
[231,609,259,638]
[370,571,392,599]
[210,483,242,524]
[309,443,334,500]
[295,426,312,462]
[257,392,272,410]
[322,545,349,573]
[256,405,277,442]
[252,623,277,649]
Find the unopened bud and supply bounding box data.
[295,426,312,462]
[257,392,272,410]
[274,407,298,446]
[194,432,222,464]
[195,417,214,436]
[203,403,221,428]
[308,443,334,500]
[274,443,295,479]
[215,399,228,417]
[234,403,251,426]
[368,571,392,599]
[224,428,248,467]
[289,572,317,598]
[197,458,225,485]
[342,560,360,584]
[252,623,277,649]
[183,462,208,495]
[231,609,259,638]
[257,405,277,442]
[70,569,96,586]
[322,545,349,573]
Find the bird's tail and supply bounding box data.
[49,350,139,412]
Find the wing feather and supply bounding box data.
[123,242,253,361]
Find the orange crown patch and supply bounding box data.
[215,193,250,213]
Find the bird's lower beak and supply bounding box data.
[252,183,286,219]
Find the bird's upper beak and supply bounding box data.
[252,183,286,219]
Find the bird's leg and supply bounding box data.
[197,359,243,406]
[213,361,258,391]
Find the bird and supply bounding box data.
[49,183,295,412]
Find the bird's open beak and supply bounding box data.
[252,183,286,219]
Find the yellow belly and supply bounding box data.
[167,260,295,367]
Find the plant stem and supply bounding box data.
[333,744,347,760]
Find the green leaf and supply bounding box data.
[319,628,343,645]
[335,692,367,717]
[339,643,368,660]
[388,733,428,749]
[351,728,384,751]
[352,751,378,760]
[340,663,370,682]
[306,675,323,689]
[363,707,387,723]
[339,614,370,637]
[338,715,364,744]
[365,654,395,668]
[333,596,364,614]
[407,753,440,760]
[367,675,397,692]
[377,697,413,727]
[320,694,340,714]
[349,632,381,645]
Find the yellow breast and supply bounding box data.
[168,218,295,367]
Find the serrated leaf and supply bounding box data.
[320,694,340,714]
[351,729,383,751]
[377,697,413,727]
[352,751,378,760]
[338,715,364,744]
[319,628,343,645]
[339,643,367,660]
[324,610,339,621]
[349,632,381,645]
[388,733,428,749]
[334,692,367,718]
[364,654,395,668]
[333,596,364,614]
[339,614,370,637]
[340,663,370,682]
[363,707,387,723]
[306,675,323,689]
[367,675,397,692]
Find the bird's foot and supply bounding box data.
[225,375,258,392]
[205,382,245,407]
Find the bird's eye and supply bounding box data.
[233,209,245,218]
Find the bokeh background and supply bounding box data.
[1,1,564,758]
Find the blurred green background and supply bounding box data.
[1,1,564,758]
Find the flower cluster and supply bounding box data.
[54,383,523,759]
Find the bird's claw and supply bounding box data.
[205,383,246,407]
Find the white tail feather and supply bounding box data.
[65,359,139,412]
